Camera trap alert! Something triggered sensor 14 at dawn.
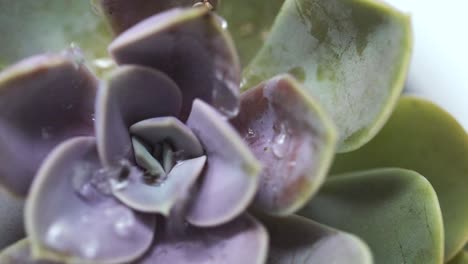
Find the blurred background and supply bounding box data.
[387,0,468,131]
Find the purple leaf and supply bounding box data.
[112,155,206,215]
[97,0,199,34]
[232,75,337,215]
[186,99,261,227]
[25,137,155,264]
[109,7,241,120]
[95,65,181,167]
[0,51,97,196]
[136,214,268,264]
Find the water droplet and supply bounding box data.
[211,82,240,118]
[272,123,289,159]
[41,126,53,139]
[93,57,115,70]
[72,161,114,202]
[91,113,96,121]
[67,43,85,69]
[81,239,99,258]
[245,128,256,140]
[240,77,247,88]
[110,178,128,191]
[65,104,73,110]
[46,221,67,249]
[216,16,228,29]
[193,0,215,10]
[91,169,113,195]
[105,206,135,237]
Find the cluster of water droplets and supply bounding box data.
[45,217,101,259]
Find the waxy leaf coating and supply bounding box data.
[109,7,241,119]
[26,137,155,264]
[0,52,97,196]
[232,74,336,215]
[186,99,261,227]
[136,214,268,264]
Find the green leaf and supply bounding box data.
[257,214,373,264]
[218,0,285,65]
[299,168,444,264]
[331,96,468,260]
[448,251,468,264]
[0,1,111,70]
[241,0,412,152]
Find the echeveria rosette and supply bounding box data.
[1,0,462,264]
[0,3,342,264]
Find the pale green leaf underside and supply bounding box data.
[0,0,111,71]
[299,168,444,264]
[332,96,468,261]
[242,0,412,152]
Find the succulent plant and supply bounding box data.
[0,0,466,264]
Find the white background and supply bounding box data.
[386,0,468,131]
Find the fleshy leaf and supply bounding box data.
[0,239,58,264]
[0,189,24,250]
[130,117,203,158]
[109,7,241,119]
[257,214,372,264]
[0,1,111,71]
[26,137,155,264]
[232,74,336,215]
[0,52,97,196]
[95,65,181,167]
[331,96,468,260]
[136,214,268,264]
[112,156,206,215]
[218,0,285,64]
[186,99,261,227]
[448,251,468,264]
[242,0,412,152]
[299,168,444,264]
[97,0,201,34]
